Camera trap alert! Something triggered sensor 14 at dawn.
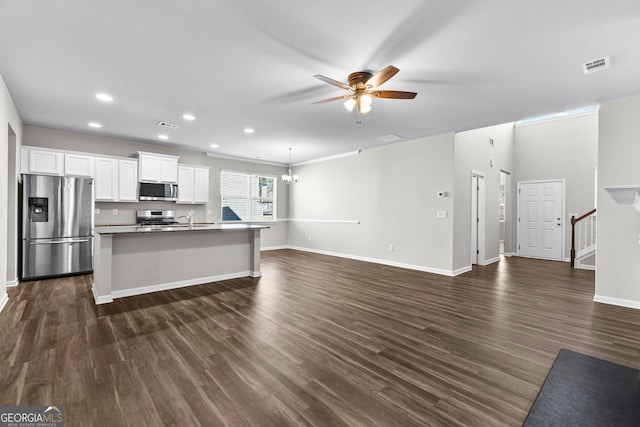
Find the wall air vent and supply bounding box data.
[157,121,180,129]
[582,56,610,74]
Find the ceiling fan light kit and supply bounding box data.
[312,65,417,122]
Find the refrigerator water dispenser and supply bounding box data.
[28,197,48,222]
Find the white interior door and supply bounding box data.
[471,173,485,265]
[517,181,564,260]
[471,176,478,264]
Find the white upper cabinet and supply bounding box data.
[177,165,209,204]
[95,157,139,202]
[22,147,64,176]
[138,151,179,183]
[193,167,210,204]
[64,153,95,177]
[118,159,138,202]
[94,157,118,201]
[177,166,195,203]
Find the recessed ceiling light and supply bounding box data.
[183,113,196,121]
[158,134,169,140]
[95,93,113,102]
[244,127,255,134]
[210,144,219,148]
[88,122,102,128]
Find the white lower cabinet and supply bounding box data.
[95,157,138,202]
[177,165,209,204]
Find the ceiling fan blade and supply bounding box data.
[371,90,417,99]
[311,95,352,105]
[366,65,400,88]
[313,75,352,90]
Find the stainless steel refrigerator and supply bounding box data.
[22,174,94,279]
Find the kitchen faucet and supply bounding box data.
[179,210,194,227]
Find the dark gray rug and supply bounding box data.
[523,349,640,426]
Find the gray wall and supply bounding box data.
[288,133,457,274]
[596,95,640,307]
[23,126,289,249]
[453,123,515,270]
[0,73,24,306]
[514,112,598,259]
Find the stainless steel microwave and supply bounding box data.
[139,182,178,201]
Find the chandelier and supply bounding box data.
[281,148,299,184]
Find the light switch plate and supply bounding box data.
[437,210,447,219]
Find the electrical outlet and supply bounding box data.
[308,236,312,241]
[463,248,467,256]
[207,209,212,215]
[95,208,100,215]
[388,244,394,252]
[112,209,118,215]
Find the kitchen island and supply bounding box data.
[92,224,268,304]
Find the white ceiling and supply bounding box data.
[1,1,639,164]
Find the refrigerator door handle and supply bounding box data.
[29,239,90,245]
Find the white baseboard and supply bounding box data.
[452,266,472,276]
[92,284,113,305]
[575,264,596,271]
[593,295,640,310]
[287,246,462,277]
[0,292,8,313]
[482,256,501,266]
[6,278,19,288]
[105,271,254,302]
[261,245,289,251]
[503,252,515,257]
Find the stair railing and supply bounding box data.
[570,208,597,267]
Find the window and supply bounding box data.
[221,170,276,222]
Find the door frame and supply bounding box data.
[471,171,486,265]
[516,179,566,260]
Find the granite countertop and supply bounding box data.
[94,223,269,235]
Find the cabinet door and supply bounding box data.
[118,160,138,202]
[138,154,160,182]
[64,154,95,177]
[177,166,194,203]
[160,157,178,183]
[28,149,64,175]
[193,167,209,204]
[94,157,118,201]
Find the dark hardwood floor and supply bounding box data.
[1,250,639,426]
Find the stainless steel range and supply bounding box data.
[136,210,178,226]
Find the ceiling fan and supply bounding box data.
[312,65,417,118]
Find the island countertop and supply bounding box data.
[92,223,267,305]
[94,223,268,235]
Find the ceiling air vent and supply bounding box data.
[157,121,180,129]
[376,134,404,143]
[582,56,610,74]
